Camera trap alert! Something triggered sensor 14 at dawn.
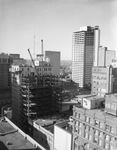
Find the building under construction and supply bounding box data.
[11,67,62,132]
[11,48,62,133]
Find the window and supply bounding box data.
[110,126,115,134]
[95,120,99,127]
[85,126,89,132]
[95,130,98,136]
[89,134,92,141]
[74,143,78,150]
[107,102,110,108]
[99,140,102,146]
[79,123,82,127]
[75,112,79,118]
[100,122,104,129]
[110,145,114,150]
[111,103,116,110]
[110,137,114,144]
[79,129,81,135]
[105,143,109,150]
[105,135,110,141]
[99,132,103,138]
[94,136,98,143]
[85,132,88,139]
[106,125,110,132]
[86,117,89,122]
[75,121,78,132]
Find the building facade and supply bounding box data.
[45,51,60,77]
[0,53,12,116]
[0,53,12,89]
[106,50,116,67]
[91,66,117,97]
[33,119,54,150]
[72,102,117,150]
[105,94,117,116]
[98,46,115,67]
[72,26,100,87]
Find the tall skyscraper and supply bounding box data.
[72,26,100,87]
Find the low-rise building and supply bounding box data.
[71,94,117,150]
[30,113,72,150]
[0,117,46,150]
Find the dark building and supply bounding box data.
[11,64,62,133]
[0,53,12,116]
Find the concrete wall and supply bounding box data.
[33,122,54,150]
[54,124,72,150]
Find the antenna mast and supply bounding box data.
[33,34,35,59]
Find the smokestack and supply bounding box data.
[41,39,43,58]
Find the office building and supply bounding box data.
[71,94,117,150]
[106,50,116,66]
[0,53,12,89]
[0,53,12,116]
[98,46,115,67]
[0,117,46,150]
[98,47,107,66]
[45,51,60,76]
[91,66,117,97]
[72,26,100,87]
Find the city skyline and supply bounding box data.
[0,0,117,60]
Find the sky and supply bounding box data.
[0,0,117,60]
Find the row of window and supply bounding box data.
[74,123,115,150]
[105,102,117,110]
[74,113,116,134]
[0,58,8,63]
[93,75,107,80]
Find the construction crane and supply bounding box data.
[27,48,39,77]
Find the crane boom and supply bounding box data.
[27,48,39,76]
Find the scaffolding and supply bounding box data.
[19,74,62,131]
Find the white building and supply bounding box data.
[72,26,100,87]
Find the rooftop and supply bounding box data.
[34,112,72,133]
[74,105,117,124]
[56,120,73,133]
[83,95,104,101]
[0,117,44,150]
